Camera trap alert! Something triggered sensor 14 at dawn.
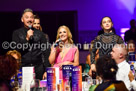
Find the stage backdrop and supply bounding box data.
[0,11,78,55]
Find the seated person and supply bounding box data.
[128,71,136,91]
[6,50,22,87]
[89,56,128,91]
[0,55,19,91]
[84,54,91,74]
[88,40,99,77]
[6,50,21,65]
[127,40,136,61]
[0,80,12,91]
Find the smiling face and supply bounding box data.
[33,19,40,30]
[56,26,73,44]
[21,12,34,27]
[58,27,68,42]
[101,17,113,31]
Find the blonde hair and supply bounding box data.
[6,50,21,60]
[56,25,73,44]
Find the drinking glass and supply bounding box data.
[65,81,70,91]
[83,76,92,91]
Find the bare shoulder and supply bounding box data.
[71,44,79,50]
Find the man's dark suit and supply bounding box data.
[12,27,50,80]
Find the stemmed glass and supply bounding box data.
[65,81,70,91]
[83,76,92,91]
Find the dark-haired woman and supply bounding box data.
[89,56,128,91]
[89,17,124,76]
[91,17,124,64]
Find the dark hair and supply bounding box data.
[130,19,136,27]
[100,16,113,26]
[34,14,40,20]
[96,55,118,80]
[0,79,12,91]
[0,55,19,80]
[98,27,116,35]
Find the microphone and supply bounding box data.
[28,25,32,30]
[28,25,33,40]
[54,39,62,47]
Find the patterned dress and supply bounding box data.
[91,32,124,64]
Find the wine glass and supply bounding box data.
[65,81,70,91]
[83,76,92,91]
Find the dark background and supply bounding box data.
[0,11,78,55]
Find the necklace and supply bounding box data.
[60,44,72,60]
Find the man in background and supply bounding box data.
[111,44,135,90]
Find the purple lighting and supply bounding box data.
[116,0,136,14]
[120,28,130,33]
[120,28,129,40]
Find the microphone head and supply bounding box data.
[58,38,62,42]
[28,25,32,29]
[54,38,62,47]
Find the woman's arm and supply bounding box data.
[49,46,59,64]
[91,37,98,64]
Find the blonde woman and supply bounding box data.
[49,25,79,79]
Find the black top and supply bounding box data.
[12,27,50,69]
[45,33,50,42]
[98,28,116,35]
[91,32,124,64]
[124,29,136,43]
